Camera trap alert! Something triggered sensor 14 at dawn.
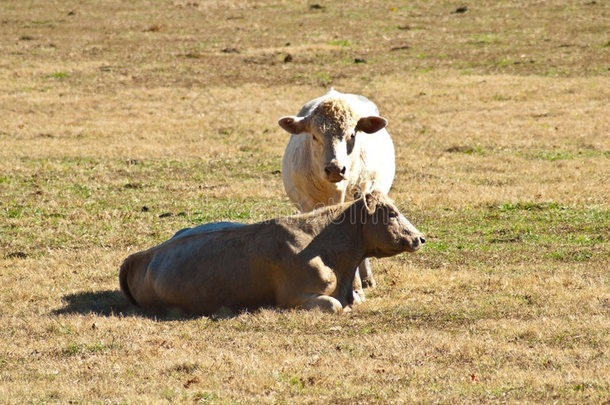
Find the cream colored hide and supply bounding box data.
[119,191,424,315]
[279,89,396,293]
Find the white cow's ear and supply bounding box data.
[356,116,387,134]
[278,116,309,134]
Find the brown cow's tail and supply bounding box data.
[119,255,138,306]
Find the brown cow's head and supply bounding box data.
[360,190,425,257]
[279,98,387,184]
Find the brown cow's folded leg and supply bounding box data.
[299,294,343,313]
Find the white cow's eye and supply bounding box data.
[350,132,356,140]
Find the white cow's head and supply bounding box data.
[278,99,387,184]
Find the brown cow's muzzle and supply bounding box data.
[402,234,426,252]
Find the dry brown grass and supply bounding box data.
[1,1,609,403]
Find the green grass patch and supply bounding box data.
[6,206,25,218]
[46,72,70,79]
[328,39,350,47]
[415,203,609,271]
[313,71,332,85]
[518,149,610,161]
[548,250,593,262]
[193,391,219,402]
[63,341,117,356]
[468,34,499,45]
[498,202,564,212]
[535,150,573,161]
[446,145,486,155]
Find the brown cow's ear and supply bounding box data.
[356,116,387,134]
[363,193,377,215]
[278,116,309,134]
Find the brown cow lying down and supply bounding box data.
[119,191,425,315]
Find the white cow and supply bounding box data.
[279,89,395,292]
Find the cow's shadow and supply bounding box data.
[52,290,238,320]
[53,290,134,317]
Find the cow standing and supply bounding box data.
[279,89,395,295]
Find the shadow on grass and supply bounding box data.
[52,289,239,320]
[52,290,135,317]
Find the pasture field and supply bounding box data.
[1,0,609,403]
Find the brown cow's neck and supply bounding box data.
[284,200,367,275]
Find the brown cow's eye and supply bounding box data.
[388,211,398,219]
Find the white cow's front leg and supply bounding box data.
[352,271,366,302]
[299,294,343,313]
[358,258,376,288]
